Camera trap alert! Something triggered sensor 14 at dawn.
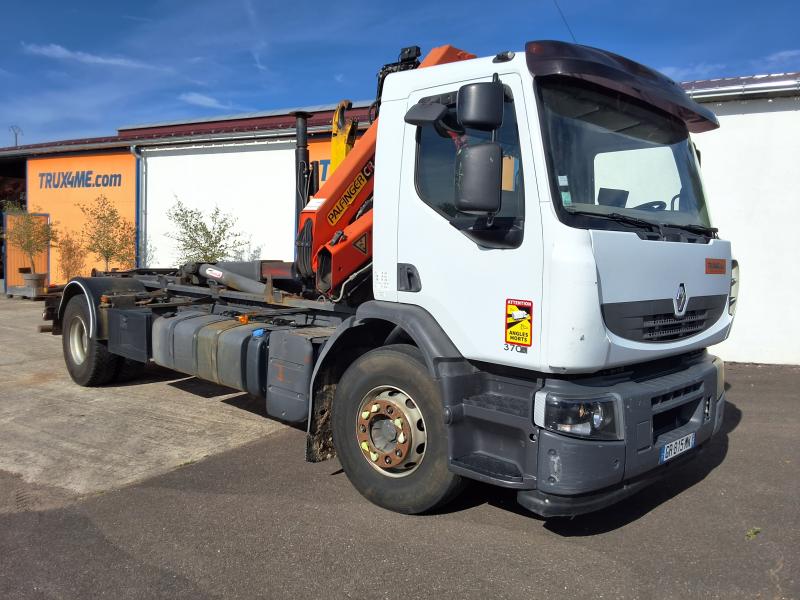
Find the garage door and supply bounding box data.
[142,141,296,267]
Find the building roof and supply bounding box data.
[681,72,800,101]
[118,100,372,132]
[0,100,373,160]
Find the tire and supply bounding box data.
[62,295,122,386]
[332,344,463,514]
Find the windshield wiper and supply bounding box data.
[566,210,660,233]
[660,222,718,238]
[567,209,719,239]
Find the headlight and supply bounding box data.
[729,259,739,316]
[534,392,622,440]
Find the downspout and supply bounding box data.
[130,145,144,268]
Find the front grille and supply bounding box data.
[651,381,702,407]
[642,310,708,341]
[602,295,727,343]
[652,399,700,441]
[651,380,705,442]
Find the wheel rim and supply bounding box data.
[68,314,89,366]
[355,385,427,478]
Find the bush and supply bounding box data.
[58,232,86,280]
[167,200,245,264]
[80,195,136,271]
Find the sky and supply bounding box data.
[1,0,798,146]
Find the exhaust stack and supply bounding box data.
[292,111,312,223]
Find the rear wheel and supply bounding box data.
[332,344,463,514]
[62,295,121,386]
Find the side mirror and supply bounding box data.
[457,81,504,131]
[404,102,448,126]
[455,142,502,214]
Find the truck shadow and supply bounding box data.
[108,366,309,430]
[437,398,742,534]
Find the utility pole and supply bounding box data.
[9,125,22,146]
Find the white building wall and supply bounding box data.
[142,141,296,268]
[695,95,800,364]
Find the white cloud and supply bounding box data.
[122,15,153,23]
[334,73,344,83]
[21,42,162,70]
[658,62,726,82]
[765,49,800,65]
[178,92,231,110]
[743,49,800,75]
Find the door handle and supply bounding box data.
[397,263,422,292]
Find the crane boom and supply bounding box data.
[294,44,475,297]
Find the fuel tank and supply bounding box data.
[152,311,280,396]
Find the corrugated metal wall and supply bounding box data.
[3,213,50,289]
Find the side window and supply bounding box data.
[414,88,525,249]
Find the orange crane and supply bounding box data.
[293,45,475,296]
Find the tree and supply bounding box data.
[80,195,136,271]
[5,208,58,272]
[58,231,86,280]
[116,219,138,270]
[0,196,24,213]
[167,200,245,264]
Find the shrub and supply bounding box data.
[58,231,86,280]
[79,195,136,271]
[167,200,245,264]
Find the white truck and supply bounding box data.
[47,40,737,517]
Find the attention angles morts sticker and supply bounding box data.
[505,298,532,347]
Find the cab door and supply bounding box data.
[396,73,543,368]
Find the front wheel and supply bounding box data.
[331,344,463,514]
[62,295,121,386]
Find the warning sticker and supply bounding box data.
[353,233,368,255]
[705,258,727,274]
[505,298,532,347]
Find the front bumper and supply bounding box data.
[517,443,705,518]
[520,353,725,517]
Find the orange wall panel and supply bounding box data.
[308,139,332,185]
[27,153,137,284]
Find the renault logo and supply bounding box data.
[674,283,688,317]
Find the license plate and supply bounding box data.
[659,432,696,464]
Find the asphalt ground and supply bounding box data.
[0,296,798,599]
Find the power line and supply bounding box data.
[552,0,577,43]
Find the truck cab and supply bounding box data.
[368,41,732,514]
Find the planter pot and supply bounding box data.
[21,272,47,295]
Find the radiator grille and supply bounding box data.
[651,381,703,407]
[642,310,708,341]
[602,295,727,343]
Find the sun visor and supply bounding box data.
[526,40,719,133]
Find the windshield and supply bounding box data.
[537,76,711,231]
